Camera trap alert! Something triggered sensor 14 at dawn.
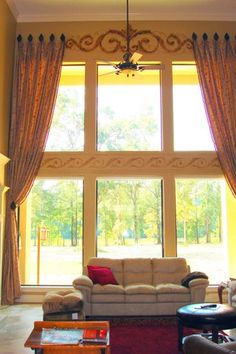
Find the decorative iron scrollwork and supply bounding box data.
[66,25,192,54]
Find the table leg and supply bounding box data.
[212,328,219,343]
[177,319,184,351]
[218,285,225,304]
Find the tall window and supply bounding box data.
[173,64,215,151]
[46,65,85,151]
[20,179,83,285]
[97,178,163,258]
[97,65,161,151]
[176,178,227,284]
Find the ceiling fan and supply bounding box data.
[102,0,163,77]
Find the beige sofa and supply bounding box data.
[73,257,209,317]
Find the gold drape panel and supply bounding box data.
[2,34,65,305]
[192,33,236,197]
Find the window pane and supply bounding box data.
[46,65,85,151]
[176,178,227,284]
[97,65,161,151]
[97,178,163,258]
[173,64,215,151]
[20,179,83,285]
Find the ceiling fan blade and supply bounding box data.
[97,59,118,67]
[99,70,117,77]
[139,64,165,71]
[130,52,143,63]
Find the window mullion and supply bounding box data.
[162,175,177,256]
[161,60,174,152]
[84,60,97,153]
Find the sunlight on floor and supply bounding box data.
[0,304,43,354]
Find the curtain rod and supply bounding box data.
[192,32,231,41]
[17,33,65,42]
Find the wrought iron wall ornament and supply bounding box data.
[66,25,192,54]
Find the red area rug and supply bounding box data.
[109,317,192,354]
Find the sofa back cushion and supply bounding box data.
[152,257,188,285]
[123,258,152,286]
[87,258,123,285]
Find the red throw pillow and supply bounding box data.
[87,265,106,283]
[87,265,118,285]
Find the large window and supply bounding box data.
[97,178,163,258]
[20,179,83,285]
[173,64,215,151]
[97,65,161,151]
[176,178,227,284]
[19,60,236,290]
[46,65,85,151]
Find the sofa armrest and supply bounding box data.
[188,278,209,303]
[72,275,93,311]
[73,275,93,288]
[188,278,209,288]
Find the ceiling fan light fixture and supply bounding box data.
[116,68,136,77]
[99,0,164,77]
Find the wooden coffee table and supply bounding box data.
[24,320,110,354]
[176,303,236,350]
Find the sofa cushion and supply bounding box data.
[152,258,188,285]
[92,284,125,303]
[123,258,152,286]
[125,284,156,303]
[88,258,124,285]
[92,284,124,294]
[87,265,118,285]
[125,284,156,294]
[91,293,125,303]
[156,283,189,293]
[156,283,190,302]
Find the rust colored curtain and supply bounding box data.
[192,33,236,197]
[1,34,65,305]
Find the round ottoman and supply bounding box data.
[42,289,85,321]
[177,303,236,350]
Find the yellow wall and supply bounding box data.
[0,0,16,157]
[226,186,236,278]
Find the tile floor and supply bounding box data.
[0,304,43,354]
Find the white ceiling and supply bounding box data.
[6,0,236,23]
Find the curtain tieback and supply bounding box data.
[10,201,17,210]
